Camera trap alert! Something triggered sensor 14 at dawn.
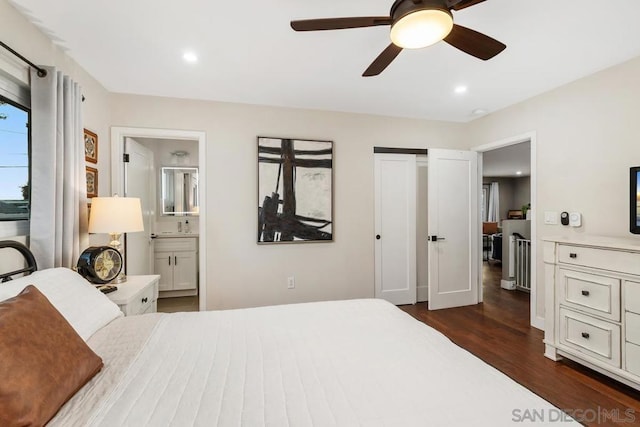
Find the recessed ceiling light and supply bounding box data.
[183,51,198,64]
[454,85,468,94]
[471,108,487,115]
[516,171,523,175]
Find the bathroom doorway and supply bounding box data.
[111,127,207,311]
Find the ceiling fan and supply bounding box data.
[290,0,506,77]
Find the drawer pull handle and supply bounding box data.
[142,297,148,304]
[569,253,577,258]
[581,290,590,296]
[581,332,590,339]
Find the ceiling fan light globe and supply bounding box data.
[390,9,453,49]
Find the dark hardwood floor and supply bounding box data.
[400,262,640,426]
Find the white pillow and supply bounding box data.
[0,267,123,340]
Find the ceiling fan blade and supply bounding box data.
[443,24,506,60]
[447,0,486,11]
[363,44,403,77]
[291,17,392,32]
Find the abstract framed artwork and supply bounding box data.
[257,137,333,244]
[86,166,98,198]
[84,128,98,163]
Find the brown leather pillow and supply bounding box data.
[0,285,104,426]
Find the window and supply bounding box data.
[0,96,30,221]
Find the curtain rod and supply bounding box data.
[0,40,47,77]
[1,40,85,101]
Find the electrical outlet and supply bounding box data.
[287,276,295,289]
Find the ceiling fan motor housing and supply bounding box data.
[390,0,452,23]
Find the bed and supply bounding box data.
[0,242,578,426]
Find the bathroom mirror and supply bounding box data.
[161,167,199,216]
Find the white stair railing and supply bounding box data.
[515,238,531,292]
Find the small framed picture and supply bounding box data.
[86,166,98,198]
[84,128,98,164]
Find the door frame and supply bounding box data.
[472,131,543,330]
[111,127,207,312]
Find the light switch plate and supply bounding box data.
[544,211,558,225]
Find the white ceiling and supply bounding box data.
[10,0,640,122]
[482,141,530,177]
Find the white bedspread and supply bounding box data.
[51,299,577,426]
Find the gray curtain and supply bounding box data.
[29,67,88,269]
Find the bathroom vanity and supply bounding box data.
[154,234,198,298]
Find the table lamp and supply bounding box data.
[88,196,144,283]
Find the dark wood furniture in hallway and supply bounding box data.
[400,263,640,426]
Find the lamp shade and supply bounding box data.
[88,197,144,233]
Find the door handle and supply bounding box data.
[428,236,445,242]
[175,256,177,265]
[581,290,590,297]
[150,234,158,239]
[168,256,171,265]
[376,235,381,240]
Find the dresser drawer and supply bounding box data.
[627,312,640,345]
[627,342,640,377]
[155,237,197,252]
[558,269,620,321]
[626,282,640,314]
[559,308,621,367]
[558,244,640,275]
[126,283,157,316]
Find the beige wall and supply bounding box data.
[466,55,640,320]
[513,177,531,213]
[110,94,466,309]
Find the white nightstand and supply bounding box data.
[106,275,160,316]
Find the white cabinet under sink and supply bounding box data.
[154,236,198,295]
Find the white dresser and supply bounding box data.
[543,236,640,390]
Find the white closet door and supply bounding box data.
[428,149,479,310]
[374,153,417,305]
